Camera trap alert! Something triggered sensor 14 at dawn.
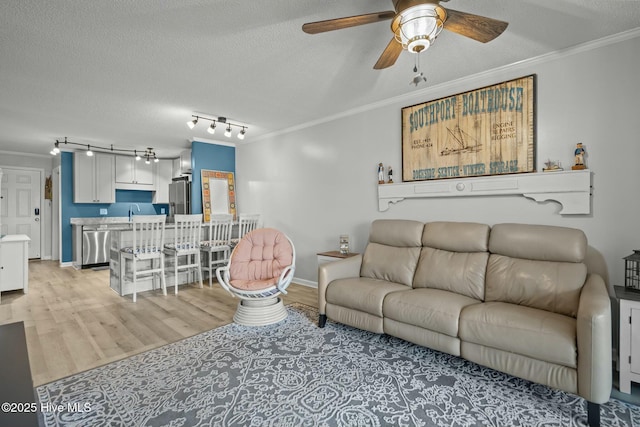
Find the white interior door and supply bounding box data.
[0,168,42,258]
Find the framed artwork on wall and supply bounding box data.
[402,74,536,182]
[201,169,236,222]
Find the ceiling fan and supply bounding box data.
[302,0,508,70]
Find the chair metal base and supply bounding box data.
[233,297,287,326]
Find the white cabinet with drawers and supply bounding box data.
[0,234,30,301]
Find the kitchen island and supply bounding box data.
[71,216,233,298]
[109,224,209,297]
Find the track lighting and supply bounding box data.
[186,114,248,139]
[49,138,163,162]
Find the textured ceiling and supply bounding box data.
[1,0,639,158]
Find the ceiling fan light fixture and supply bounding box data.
[393,4,445,53]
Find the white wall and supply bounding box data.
[237,31,640,288]
[0,151,55,259]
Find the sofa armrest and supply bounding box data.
[577,273,612,404]
[318,254,363,315]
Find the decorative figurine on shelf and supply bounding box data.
[378,163,385,184]
[387,166,394,184]
[542,159,563,172]
[572,143,586,170]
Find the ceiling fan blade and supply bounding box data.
[302,11,396,34]
[444,9,508,43]
[374,38,403,70]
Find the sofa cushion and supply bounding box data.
[422,221,490,253]
[413,248,489,300]
[361,220,424,287]
[485,254,586,317]
[489,223,587,263]
[412,221,490,300]
[486,223,588,317]
[383,288,481,337]
[326,277,408,317]
[361,243,420,287]
[459,301,577,368]
[369,219,425,247]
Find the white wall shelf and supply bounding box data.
[378,170,592,215]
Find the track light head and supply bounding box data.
[135,150,141,161]
[224,124,232,137]
[154,156,159,163]
[207,122,217,135]
[52,141,60,154]
[187,117,198,129]
[86,145,93,156]
[237,128,246,140]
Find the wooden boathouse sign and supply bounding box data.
[402,75,535,182]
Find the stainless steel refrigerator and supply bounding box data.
[168,178,191,217]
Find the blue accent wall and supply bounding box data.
[60,152,169,262]
[190,141,236,214]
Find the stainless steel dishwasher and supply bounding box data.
[82,226,111,267]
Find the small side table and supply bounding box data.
[616,285,640,394]
[317,250,360,266]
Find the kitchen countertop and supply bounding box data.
[70,217,130,225]
[70,217,195,229]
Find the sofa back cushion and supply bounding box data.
[360,220,424,287]
[413,222,490,300]
[485,223,588,317]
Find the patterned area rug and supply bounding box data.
[36,304,639,427]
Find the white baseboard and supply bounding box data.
[293,277,317,288]
[59,261,74,268]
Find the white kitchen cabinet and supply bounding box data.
[617,286,640,394]
[115,156,154,189]
[74,152,115,203]
[172,150,191,179]
[154,159,173,204]
[0,234,30,302]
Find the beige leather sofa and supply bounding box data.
[318,220,611,427]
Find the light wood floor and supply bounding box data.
[0,260,318,387]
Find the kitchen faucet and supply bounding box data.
[128,204,140,221]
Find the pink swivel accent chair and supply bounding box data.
[215,228,295,326]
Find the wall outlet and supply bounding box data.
[160,208,165,214]
[99,208,108,215]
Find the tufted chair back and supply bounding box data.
[229,228,294,291]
